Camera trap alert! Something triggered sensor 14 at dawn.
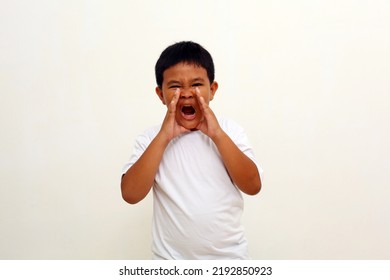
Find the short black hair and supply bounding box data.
[155,41,215,88]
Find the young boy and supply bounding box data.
[121,41,263,260]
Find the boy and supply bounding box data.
[121,41,262,259]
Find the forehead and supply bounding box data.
[163,63,209,84]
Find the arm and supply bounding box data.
[121,133,168,204]
[195,89,261,195]
[212,130,261,195]
[121,89,187,204]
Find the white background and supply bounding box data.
[1,0,389,259]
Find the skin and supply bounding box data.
[121,63,261,204]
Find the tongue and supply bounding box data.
[182,106,195,115]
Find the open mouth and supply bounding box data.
[180,105,196,120]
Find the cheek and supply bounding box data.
[163,90,175,104]
[199,90,211,103]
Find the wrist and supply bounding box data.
[210,128,226,144]
[156,130,172,147]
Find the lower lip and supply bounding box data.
[181,111,197,121]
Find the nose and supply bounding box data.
[180,88,194,99]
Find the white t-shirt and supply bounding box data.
[122,118,263,259]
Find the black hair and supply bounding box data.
[155,41,215,88]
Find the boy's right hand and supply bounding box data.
[122,89,185,204]
[158,88,188,143]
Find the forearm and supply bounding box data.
[121,132,169,204]
[212,130,261,195]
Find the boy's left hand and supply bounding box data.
[194,87,223,140]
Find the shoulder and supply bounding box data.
[142,124,161,137]
[218,117,246,136]
[134,124,161,146]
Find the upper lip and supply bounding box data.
[178,102,196,108]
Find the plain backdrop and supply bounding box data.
[1,0,389,259]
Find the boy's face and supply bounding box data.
[156,62,218,130]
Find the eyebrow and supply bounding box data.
[192,77,205,83]
[166,80,180,86]
[166,77,205,86]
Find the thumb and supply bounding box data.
[168,88,180,114]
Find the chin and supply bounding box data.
[181,122,199,130]
[177,119,201,130]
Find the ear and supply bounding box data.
[209,81,218,101]
[155,86,166,105]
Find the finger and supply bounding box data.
[194,87,201,103]
[194,87,207,110]
[168,88,180,113]
[198,95,210,113]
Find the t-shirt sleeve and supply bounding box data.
[222,119,264,183]
[121,127,158,176]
